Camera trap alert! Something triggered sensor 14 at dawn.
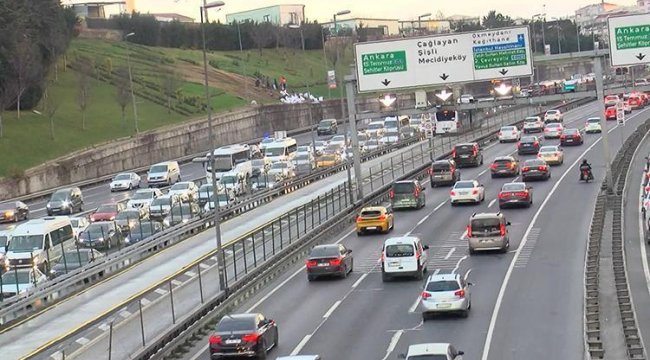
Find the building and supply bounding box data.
[638,0,650,12]
[225,4,305,25]
[151,13,194,23]
[398,19,451,34]
[575,2,619,33]
[65,1,126,18]
[321,18,400,36]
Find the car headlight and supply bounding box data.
[182,219,189,224]
[124,236,131,244]
[95,237,105,243]
[163,219,170,227]
[50,268,58,275]
[46,203,51,208]
[61,201,70,208]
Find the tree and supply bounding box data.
[76,60,92,130]
[0,80,17,139]
[115,67,130,125]
[450,19,484,32]
[250,22,276,55]
[7,38,41,119]
[161,69,180,115]
[482,11,515,29]
[44,92,59,140]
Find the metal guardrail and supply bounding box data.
[583,116,650,360]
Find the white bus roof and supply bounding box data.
[13,217,71,235]
[266,138,297,148]
[210,144,250,155]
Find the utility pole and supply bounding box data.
[594,57,614,193]
[345,65,363,201]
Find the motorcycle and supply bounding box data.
[581,168,594,183]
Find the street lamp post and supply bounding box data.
[124,32,139,134]
[200,0,228,295]
[234,20,249,101]
[288,24,305,51]
[333,9,353,203]
[552,18,562,54]
[418,13,431,34]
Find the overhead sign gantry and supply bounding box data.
[353,26,533,93]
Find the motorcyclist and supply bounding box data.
[579,159,592,180]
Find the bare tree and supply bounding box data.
[76,60,92,130]
[0,80,17,139]
[44,92,60,140]
[250,22,276,55]
[114,67,130,125]
[161,69,180,115]
[7,38,41,119]
[325,37,352,68]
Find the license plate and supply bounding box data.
[225,339,241,344]
[366,227,377,230]
[499,170,508,173]
[460,191,469,195]
[461,155,469,158]
[480,239,492,243]
[566,139,573,142]
[318,263,329,267]
[523,144,531,147]
[437,303,452,308]
[389,261,400,266]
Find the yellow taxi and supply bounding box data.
[316,153,340,168]
[356,205,394,235]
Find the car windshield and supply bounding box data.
[524,117,539,122]
[454,181,475,189]
[367,140,379,146]
[132,223,158,235]
[410,119,422,125]
[70,218,81,227]
[271,162,288,169]
[524,159,545,166]
[384,121,398,128]
[87,223,112,235]
[8,235,43,252]
[0,235,9,247]
[252,159,266,167]
[546,124,561,129]
[211,194,229,202]
[116,211,140,220]
[310,246,339,257]
[385,244,415,257]
[319,155,337,161]
[96,205,115,213]
[471,218,501,236]
[114,174,131,181]
[151,197,171,207]
[170,205,193,216]
[220,176,238,184]
[216,317,256,333]
[426,280,460,292]
[386,129,399,136]
[368,123,383,130]
[502,183,526,191]
[150,165,167,173]
[50,192,68,201]
[540,146,558,153]
[265,147,285,156]
[295,154,310,161]
[331,136,345,142]
[1,270,31,285]
[132,191,154,200]
[171,183,190,191]
[520,136,536,143]
[501,126,515,131]
[393,182,415,193]
[199,185,213,194]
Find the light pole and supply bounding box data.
[333,9,353,203]
[575,22,581,52]
[532,14,544,54]
[234,20,248,101]
[288,24,305,51]
[124,32,139,134]
[418,13,431,34]
[552,17,562,54]
[200,0,228,295]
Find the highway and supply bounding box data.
[622,127,650,348]
[172,101,650,360]
[0,105,534,358]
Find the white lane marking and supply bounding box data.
[97,323,110,332]
[478,169,488,176]
[406,201,447,236]
[459,230,468,240]
[511,176,520,182]
[380,329,404,360]
[119,310,131,318]
[444,247,456,260]
[290,334,312,356]
[481,123,620,360]
[452,255,469,275]
[488,199,496,208]
[75,337,90,345]
[408,295,421,313]
[245,229,354,313]
[323,300,342,318]
[352,273,368,288]
[154,288,168,295]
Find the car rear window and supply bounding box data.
[215,317,255,332]
[520,136,536,143]
[494,159,513,164]
[501,126,515,131]
[546,123,561,128]
[431,162,451,171]
[502,183,526,191]
[454,144,474,154]
[454,181,474,189]
[524,159,545,166]
[385,244,415,257]
[564,129,579,135]
[426,280,460,292]
[393,182,416,193]
[471,218,501,235]
[587,118,600,123]
[546,110,559,114]
[524,117,539,122]
[360,210,382,217]
[310,246,339,257]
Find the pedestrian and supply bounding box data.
[255,78,261,87]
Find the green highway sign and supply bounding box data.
[361,51,407,75]
[608,14,650,66]
[474,49,527,70]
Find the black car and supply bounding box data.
[305,244,353,281]
[125,222,163,245]
[46,187,83,215]
[209,313,279,359]
[0,201,29,223]
[517,135,541,155]
[49,249,104,278]
[78,221,123,250]
[521,159,551,181]
[452,143,483,167]
[316,118,338,136]
[163,203,201,227]
[114,209,148,233]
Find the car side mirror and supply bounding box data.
[506,221,512,226]
[347,249,353,254]
[458,350,465,356]
[423,245,430,250]
[468,282,474,286]
[398,354,407,359]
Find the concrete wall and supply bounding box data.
[0,95,398,200]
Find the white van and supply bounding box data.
[147,161,181,187]
[264,137,298,162]
[381,236,429,282]
[5,217,75,271]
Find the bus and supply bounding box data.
[434,110,460,134]
[264,137,298,162]
[204,144,253,183]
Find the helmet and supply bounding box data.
[582,159,588,164]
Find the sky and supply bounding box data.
[66,0,639,21]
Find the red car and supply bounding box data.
[605,106,617,120]
[629,95,644,109]
[90,203,126,222]
[560,128,583,146]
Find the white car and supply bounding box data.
[1,268,47,298]
[313,140,328,154]
[522,116,544,133]
[498,126,520,142]
[585,117,603,133]
[329,135,347,148]
[293,152,316,169]
[366,121,385,138]
[167,181,199,203]
[219,174,244,196]
[543,122,564,139]
[149,194,181,219]
[110,172,141,192]
[127,188,163,209]
[203,192,236,212]
[544,109,563,122]
[400,343,465,360]
[268,161,296,179]
[364,139,381,152]
[296,145,313,154]
[450,180,485,205]
[69,216,90,240]
[457,94,474,104]
[421,272,472,319]
[380,129,400,145]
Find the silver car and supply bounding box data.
[421,272,472,319]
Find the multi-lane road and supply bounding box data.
[176,100,650,360]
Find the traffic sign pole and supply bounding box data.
[345,66,363,202]
[594,58,614,193]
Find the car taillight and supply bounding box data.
[421,291,431,299]
[450,190,456,196]
[500,223,506,236]
[389,190,394,199]
[560,135,566,140]
[356,215,362,223]
[555,152,561,157]
[427,168,433,175]
[490,163,498,169]
[472,189,478,195]
[574,134,580,139]
[329,258,342,266]
[377,214,386,221]
[454,290,465,298]
[305,260,318,267]
[242,334,260,343]
[452,149,457,158]
[498,131,502,136]
[209,335,222,345]
[533,141,539,146]
[517,142,522,148]
[515,191,528,197]
[467,225,472,237]
[522,166,530,172]
[509,162,516,169]
[414,188,421,197]
[472,148,478,156]
[498,192,507,199]
[380,252,385,262]
[538,165,547,171]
